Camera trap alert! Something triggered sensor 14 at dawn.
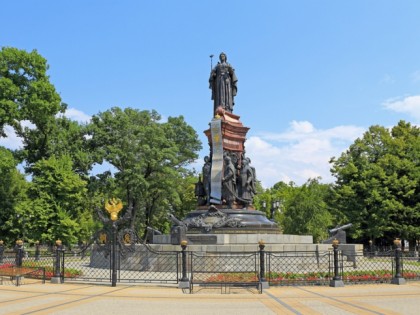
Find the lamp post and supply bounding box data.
[270,200,280,220]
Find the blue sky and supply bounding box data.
[1,1,419,187]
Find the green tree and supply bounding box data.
[254,179,333,242]
[0,147,29,244]
[0,47,65,138]
[88,107,201,236]
[169,173,199,229]
[281,178,333,242]
[22,116,92,175]
[330,121,420,245]
[23,155,91,245]
[0,47,94,245]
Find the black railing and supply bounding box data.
[1,243,419,288]
[267,251,332,286]
[0,248,48,286]
[189,251,261,293]
[60,243,180,284]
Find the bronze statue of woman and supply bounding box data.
[209,52,238,114]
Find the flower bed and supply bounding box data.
[200,269,420,286]
[0,262,82,279]
[0,263,14,269]
[268,271,330,285]
[342,270,392,282]
[204,272,258,283]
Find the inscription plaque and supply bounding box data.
[187,235,218,245]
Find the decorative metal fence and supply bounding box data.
[189,251,262,293]
[61,244,181,284]
[346,250,420,283]
[62,246,111,283]
[0,246,49,286]
[117,244,180,284]
[1,241,420,288]
[267,251,332,286]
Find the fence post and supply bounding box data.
[329,239,344,287]
[178,240,190,289]
[51,239,63,284]
[35,241,40,261]
[111,222,119,287]
[0,240,4,264]
[258,240,269,290]
[416,240,420,263]
[15,240,24,267]
[13,240,24,286]
[368,240,373,258]
[391,238,406,285]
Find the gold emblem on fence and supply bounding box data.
[104,198,123,221]
[99,233,107,244]
[123,233,131,244]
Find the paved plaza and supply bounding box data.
[0,281,420,314]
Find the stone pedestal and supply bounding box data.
[178,281,190,289]
[329,279,344,287]
[154,233,314,246]
[50,277,62,284]
[391,277,406,285]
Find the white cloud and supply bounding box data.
[58,108,91,123]
[0,121,36,150]
[0,107,91,151]
[90,161,117,176]
[290,120,314,133]
[383,95,420,122]
[0,125,23,150]
[245,121,365,187]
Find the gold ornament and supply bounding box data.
[105,198,123,221]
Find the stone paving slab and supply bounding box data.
[0,282,419,314]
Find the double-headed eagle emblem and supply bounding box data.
[104,198,123,221]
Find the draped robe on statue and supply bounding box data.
[209,61,238,114]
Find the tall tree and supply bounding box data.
[330,121,420,245]
[23,155,91,245]
[281,178,333,242]
[88,107,201,236]
[23,116,92,175]
[0,147,29,244]
[0,47,94,245]
[0,47,65,138]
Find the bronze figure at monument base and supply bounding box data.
[182,206,279,235]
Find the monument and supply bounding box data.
[168,52,279,241]
[149,53,361,257]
